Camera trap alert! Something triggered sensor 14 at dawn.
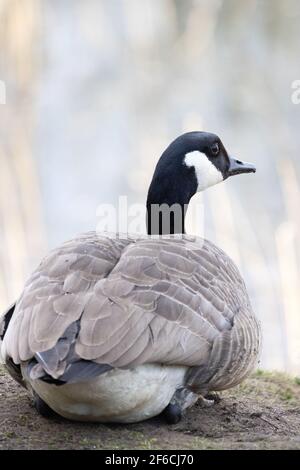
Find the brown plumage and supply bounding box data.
[0,132,261,423]
[2,232,260,392]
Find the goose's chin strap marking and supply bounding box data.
[184,151,223,192]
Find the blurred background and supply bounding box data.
[0,0,300,374]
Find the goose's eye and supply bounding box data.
[211,143,220,156]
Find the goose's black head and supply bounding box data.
[146,131,256,235]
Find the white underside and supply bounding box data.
[26,364,188,423]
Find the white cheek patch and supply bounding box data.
[184,151,223,191]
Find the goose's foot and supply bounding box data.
[198,395,215,408]
[162,387,199,424]
[162,403,182,424]
[203,391,221,404]
[33,392,56,419]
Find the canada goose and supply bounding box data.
[0,131,261,424]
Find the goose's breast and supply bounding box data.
[27,364,188,423]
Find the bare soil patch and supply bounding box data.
[0,366,299,450]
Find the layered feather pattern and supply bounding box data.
[2,231,261,392]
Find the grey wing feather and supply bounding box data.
[32,320,113,383]
[2,232,261,389]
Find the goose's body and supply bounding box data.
[0,132,261,423]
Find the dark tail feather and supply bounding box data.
[0,303,25,388]
[0,303,15,340]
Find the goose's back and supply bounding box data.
[2,231,261,391]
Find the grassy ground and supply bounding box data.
[0,365,300,450]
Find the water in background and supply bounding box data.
[0,0,300,373]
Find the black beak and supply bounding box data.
[227,156,256,177]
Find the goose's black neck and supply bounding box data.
[146,137,198,235]
[146,193,192,236]
[145,131,256,236]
